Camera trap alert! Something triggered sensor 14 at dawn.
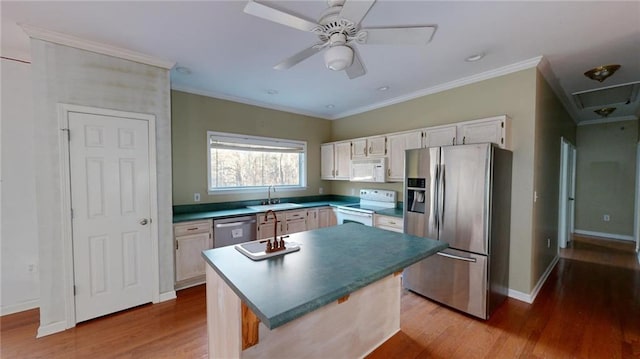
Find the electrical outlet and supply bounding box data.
[319,187,324,194]
[603,214,610,222]
[194,193,201,202]
[351,189,356,195]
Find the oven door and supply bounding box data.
[335,208,374,226]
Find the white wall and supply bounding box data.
[30,40,173,335]
[1,58,40,315]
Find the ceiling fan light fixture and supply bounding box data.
[324,45,353,71]
[593,107,616,117]
[584,64,621,82]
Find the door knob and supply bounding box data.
[139,218,149,225]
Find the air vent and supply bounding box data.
[572,81,640,109]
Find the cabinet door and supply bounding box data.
[387,131,422,181]
[334,141,352,180]
[306,208,319,230]
[175,232,210,282]
[374,215,404,233]
[285,219,307,234]
[320,143,335,179]
[367,136,387,157]
[319,207,337,227]
[257,221,283,239]
[458,118,505,147]
[351,138,367,158]
[423,125,457,148]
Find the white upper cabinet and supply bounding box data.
[457,116,510,148]
[423,125,457,148]
[352,136,386,158]
[321,141,351,180]
[387,130,422,181]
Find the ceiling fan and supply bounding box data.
[244,0,437,79]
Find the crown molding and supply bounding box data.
[331,56,543,120]
[171,84,330,120]
[537,56,580,124]
[20,24,175,70]
[577,115,638,126]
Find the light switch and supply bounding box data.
[194,193,201,202]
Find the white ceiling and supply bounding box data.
[2,1,639,123]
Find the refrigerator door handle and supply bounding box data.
[439,164,445,227]
[436,251,477,262]
[432,163,440,230]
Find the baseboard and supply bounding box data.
[37,320,68,338]
[159,290,176,302]
[507,255,559,304]
[574,229,634,242]
[0,299,39,316]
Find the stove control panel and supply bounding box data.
[359,189,397,204]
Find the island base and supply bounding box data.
[206,266,401,358]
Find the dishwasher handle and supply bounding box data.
[214,219,257,228]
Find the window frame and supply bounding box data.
[206,131,307,195]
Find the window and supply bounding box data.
[207,131,307,193]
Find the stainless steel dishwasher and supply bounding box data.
[213,216,257,248]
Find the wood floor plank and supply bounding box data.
[2,235,638,358]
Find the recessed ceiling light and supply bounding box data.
[593,107,616,117]
[326,104,335,109]
[267,89,279,95]
[377,86,389,91]
[584,64,621,82]
[465,53,485,62]
[175,66,191,75]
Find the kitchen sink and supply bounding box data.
[246,203,303,211]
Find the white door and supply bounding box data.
[558,137,577,249]
[68,112,153,322]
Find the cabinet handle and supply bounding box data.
[387,168,391,176]
[187,227,198,231]
[176,241,179,250]
[463,136,466,144]
[369,146,372,154]
[452,137,455,145]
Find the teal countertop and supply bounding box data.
[201,223,446,329]
[173,200,358,223]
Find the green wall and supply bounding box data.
[532,70,577,285]
[575,119,638,237]
[171,91,332,205]
[331,68,538,293]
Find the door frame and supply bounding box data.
[558,137,577,249]
[58,103,160,328]
[635,141,640,253]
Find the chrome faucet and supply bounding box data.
[267,185,275,204]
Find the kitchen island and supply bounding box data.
[202,223,446,358]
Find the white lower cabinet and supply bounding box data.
[174,219,213,289]
[319,207,337,227]
[374,215,404,233]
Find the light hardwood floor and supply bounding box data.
[2,235,638,358]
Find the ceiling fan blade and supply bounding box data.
[244,1,319,32]
[274,44,324,70]
[339,0,376,27]
[360,26,437,45]
[346,47,366,79]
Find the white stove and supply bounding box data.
[335,189,397,226]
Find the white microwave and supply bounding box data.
[350,158,387,182]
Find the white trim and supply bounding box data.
[577,115,638,127]
[574,229,635,242]
[20,24,175,70]
[634,141,640,253]
[37,320,68,338]
[171,84,329,120]
[332,56,543,119]
[159,290,177,302]
[57,104,161,334]
[507,255,559,304]
[0,299,39,316]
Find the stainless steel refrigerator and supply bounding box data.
[403,143,512,319]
